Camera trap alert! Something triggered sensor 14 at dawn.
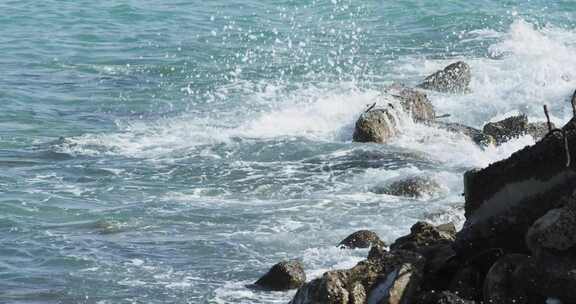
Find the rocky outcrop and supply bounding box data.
[374,176,442,199]
[289,249,425,304]
[430,122,495,147]
[417,62,471,94]
[482,114,555,145]
[254,260,306,291]
[353,108,399,143]
[338,230,386,249]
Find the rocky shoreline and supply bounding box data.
[252,62,576,303]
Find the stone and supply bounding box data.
[386,84,436,122]
[255,260,306,291]
[482,254,529,304]
[338,230,386,249]
[375,176,443,199]
[417,62,471,93]
[516,254,576,302]
[353,108,399,143]
[448,266,482,302]
[391,222,455,252]
[289,249,425,304]
[430,121,495,147]
[527,121,554,141]
[483,114,529,145]
[455,119,576,257]
[416,291,477,304]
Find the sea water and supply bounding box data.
[1,1,576,303]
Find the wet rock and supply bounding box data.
[431,121,495,147]
[353,108,399,143]
[448,266,482,302]
[289,249,425,304]
[255,260,306,291]
[527,121,553,141]
[338,230,386,249]
[416,291,477,304]
[377,176,443,199]
[483,254,529,304]
[417,61,471,94]
[483,114,529,145]
[526,193,576,257]
[387,84,436,122]
[455,120,576,257]
[391,222,456,252]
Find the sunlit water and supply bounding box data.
[1,1,576,303]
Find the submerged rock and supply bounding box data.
[289,249,425,304]
[417,61,471,94]
[353,108,399,143]
[255,260,306,291]
[482,114,555,145]
[375,176,443,199]
[431,121,495,147]
[338,230,386,249]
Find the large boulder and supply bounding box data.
[375,176,443,199]
[353,108,399,143]
[482,254,529,304]
[455,119,576,257]
[387,84,436,122]
[289,249,425,304]
[517,254,576,302]
[482,114,555,145]
[338,230,386,249]
[448,266,483,302]
[417,62,471,94]
[416,291,477,304]
[391,222,456,252]
[254,260,306,291]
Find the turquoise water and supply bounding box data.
[2,1,576,303]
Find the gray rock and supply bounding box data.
[376,176,443,199]
[289,249,425,304]
[455,119,576,257]
[483,254,529,304]
[526,194,576,257]
[387,84,436,122]
[255,260,306,291]
[527,121,553,141]
[417,62,471,94]
[338,230,386,249]
[353,108,399,143]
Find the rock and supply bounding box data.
[526,194,576,257]
[375,176,443,199]
[353,108,399,143]
[455,119,576,257]
[448,266,482,301]
[517,254,576,302]
[416,291,477,304]
[430,121,495,147]
[483,114,529,145]
[255,260,306,291]
[483,254,529,304]
[289,249,425,304]
[387,84,436,122]
[527,121,553,141]
[338,230,386,249]
[417,62,471,93]
[391,222,456,252]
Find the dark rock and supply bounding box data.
[455,119,576,257]
[527,121,553,141]
[517,254,576,302]
[338,230,386,249]
[430,121,495,147]
[255,260,306,291]
[483,254,529,304]
[417,61,471,94]
[289,249,425,304]
[417,290,477,304]
[353,108,399,143]
[391,222,456,252]
[375,176,443,199]
[448,266,482,301]
[526,193,576,258]
[483,114,529,145]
